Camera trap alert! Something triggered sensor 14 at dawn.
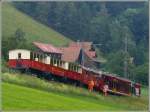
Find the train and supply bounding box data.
[8,49,141,96]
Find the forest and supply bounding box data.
[3,2,149,85]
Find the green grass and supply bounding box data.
[2,72,149,111]
[2,82,118,111]
[2,2,72,46]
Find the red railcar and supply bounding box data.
[8,49,141,96]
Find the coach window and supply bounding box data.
[72,64,74,71]
[57,60,59,66]
[53,59,55,65]
[30,52,33,60]
[18,53,21,59]
[72,64,73,70]
[54,59,56,65]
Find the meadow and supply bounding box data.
[2,72,149,111]
[2,3,71,46]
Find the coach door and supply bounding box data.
[18,53,21,59]
[16,53,22,68]
[112,79,117,92]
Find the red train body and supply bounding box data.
[8,49,141,96]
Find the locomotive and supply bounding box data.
[8,49,141,96]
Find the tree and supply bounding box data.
[104,50,135,78]
[133,63,148,85]
[90,14,111,53]
[2,28,28,59]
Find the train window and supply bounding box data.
[72,65,74,71]
[49,57,51,64]
[76,66,78,72]
[40,54,43,62]
[18,53,21,59]
[37,54,39,60]
[109,80,113,89]
[73,65,75,71]
[70,64,72,70]
[70,64,73,71]
[50,58,53,65]
[54,59,56,64]
[39,54,41,62]
[53,59,55,65]
[61,61,63,67]
[74,66,76,71]
[52,58,54,65]
[57,60,58,66]
[60,61,62,67]
[74,65,76,71]
[69,64,71,70]
[34,53,36,59]
[75,66,77,72]
[57,60,60,66]
[30,52,32,60]
[71,64,72,70]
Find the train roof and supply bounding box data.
[82,66,132,83]
[103,74,132,83]
[9,49,31,52]
[33,42,62,54]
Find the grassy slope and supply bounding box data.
[3,83,117,111]
[2,72,148,111]
[2,3,71,46]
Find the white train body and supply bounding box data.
[9,49,31,60]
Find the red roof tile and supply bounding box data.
[33,42,62,54]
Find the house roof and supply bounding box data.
[33,42,62,54]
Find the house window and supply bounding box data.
[18,53,21,59]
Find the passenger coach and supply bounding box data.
[8,49,141,97]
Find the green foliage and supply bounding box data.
[1,57,10,73]
[105,51,125,77]
[2,28,29,60]
[133,63,149,85]
[2,73,148,110]
[104,50,148,85]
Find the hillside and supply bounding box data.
[2,3,72,46]
[2,73,148,111]
[12,2,149,85]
